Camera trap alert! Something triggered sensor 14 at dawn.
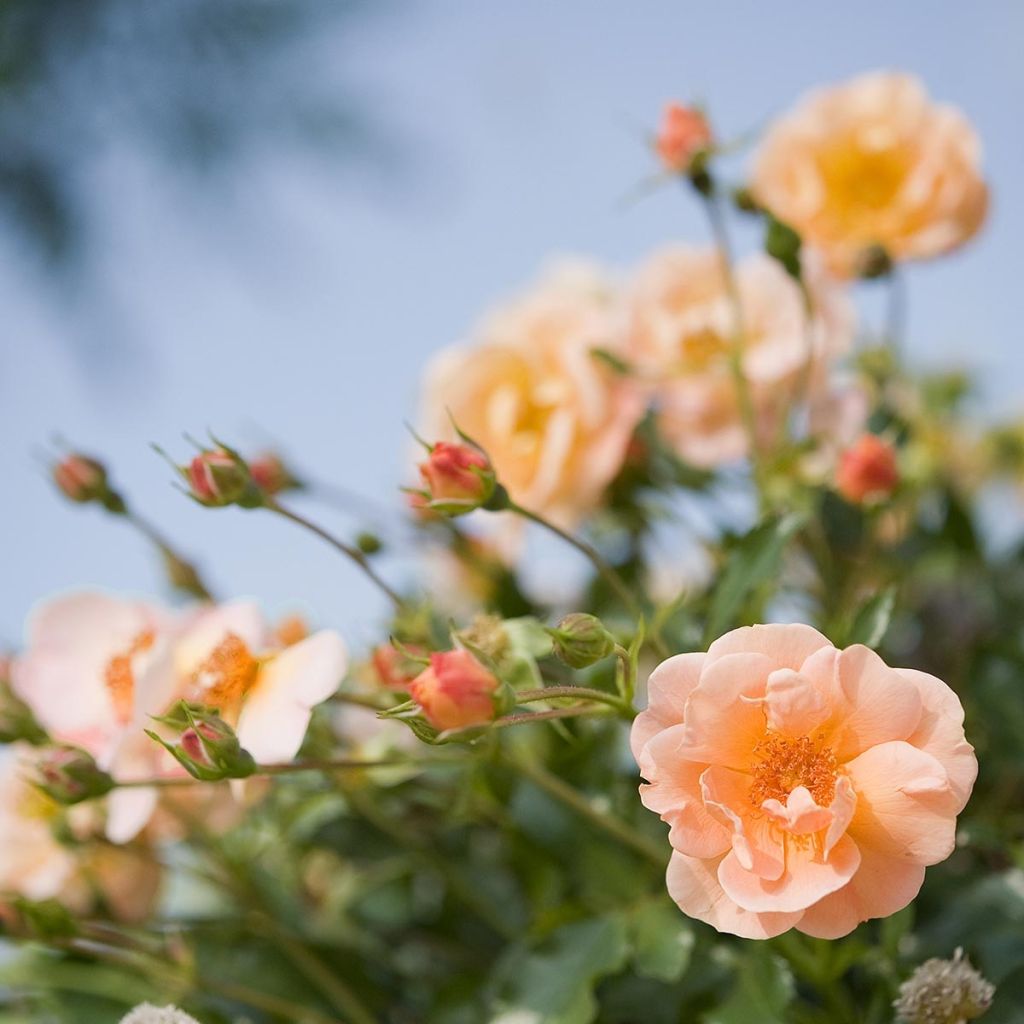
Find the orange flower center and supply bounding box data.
[103,629,156,724]
[192,632,260,712]
[678,327,729,371]
[749,734,837,807]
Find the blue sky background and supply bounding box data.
[1,1,1021,649]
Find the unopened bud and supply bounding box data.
[249,451,302,497]
[894,948,994,1024]
[836,434,900,504]
[52,453,110,505]
[417,441,496,516]
[1,897,78,941]
[187,447,254,507]
[655,102,712,174]
[35,747,114,805]
[549,613,617,669]
[372,643,427,691]
[148,702,255,781]
[356,532,383,555]
[457,614,510,665]
[409,650,500,732]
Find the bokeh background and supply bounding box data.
[1,0,1021,647]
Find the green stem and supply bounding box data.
[511,754,666,866]
[122,506,214,601]
[266,497,405,609]
[506,499,671,659]
[515,685,631,712]
[494,705,613,728]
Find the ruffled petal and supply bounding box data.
[666,851,802,939]
[845,740,958,866]
[701,765,784,880]
[630,652,705,761]
[705,623,831,672]
[236,630,347,765]
[797,845,926,939]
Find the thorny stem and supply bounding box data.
[494,705,613,728]
[265,496,406,609]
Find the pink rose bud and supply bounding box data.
[409,650,500,732]
[35,747,114,805]
[52,453,109,504]
[249,451,300,496]
[187,447,253,507]
[372,643,426,691]
[418,441,496,515]
[655,102,712,173]
[148,702,256,780]
[836,434,900,503]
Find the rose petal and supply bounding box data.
[666,851,802,939]
[701,765,785,880]
[630,652,705,761]
[705,623,831,672]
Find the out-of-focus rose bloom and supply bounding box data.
[418,441,495,513]
[249,451,300,497]
[410,650,500,732]
[836,434,900,503]
[174,599,346,765]
[632,624,976,939]
[655,102,712,173]
[422,264,644,527]
[627,248,854,466]
[11,592,181,843]
[751,72,988,277]
[0,744,78,901]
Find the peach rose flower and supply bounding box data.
[422,263,644,527]
[627,247,854,466]
[751,71,988,276]
[632,623,976,939]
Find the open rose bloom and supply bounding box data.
[752,71,988,276]
[422,264,644,527]
[632,624,976,938]
[627,248,854,466]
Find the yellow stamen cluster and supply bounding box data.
[104,629,156,724]
[193,632,259,712]
[749,734,837,807]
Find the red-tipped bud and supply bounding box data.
[655,102,712,173]
[249,451,301,496]
[34,747,114,805]
[372,643,426,691]
[52,453,109,504]
[836,434,900,503]
[409,650,499,732]
[186,448,253,507]
[148,702,256,780]
[417,441,496,515]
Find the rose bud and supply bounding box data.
[655,102,712,174]
[548,613,617,669]
[836,434,900,504]
[417,441,496,515]
[409,650,500,732]
[372,643,426,691]
[148,703,256,781]
[249,451,301,497]
[34,747,114,805]
[185,446,255,507]
[52,453,109,504]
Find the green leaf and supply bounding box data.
[704,514,804,644]
[764,214,802,280]
[492,915,630,1024]
[628,901,694,983]
[706,948,795,1024]
[847,587,897,648]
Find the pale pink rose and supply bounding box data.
[174,599,347,765]
[0,744,78,901]
[421,263,645,527]
[632,623,976,939]
[751,71,988,276]
[627,248,854,466]
[11,591,184,842]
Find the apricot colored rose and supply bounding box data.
[632,623,976,938]
[751,72,987,276]
[422,264,644,527]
